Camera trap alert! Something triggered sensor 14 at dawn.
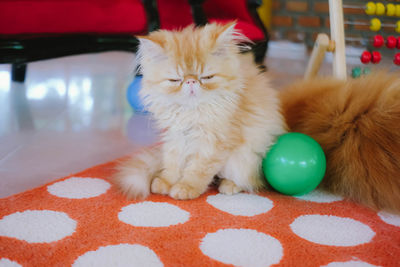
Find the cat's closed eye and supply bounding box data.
[200,75,215,81]
[168,79,182,83]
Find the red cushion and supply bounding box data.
[203,0,254,22]
[0,0,147,35]
[209,19,264,41]
[203,0,265,41]
[157,0,194,30]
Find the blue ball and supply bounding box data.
[126,76,148,114]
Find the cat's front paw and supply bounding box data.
[169,183,201,200]
[218,179,243,195]
[151,177,171,195]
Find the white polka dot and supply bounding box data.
[321,260,379,267]
[295,190,343,203]
[200,229,283,267]
[47,177,110,199]
[118,202,189,227]
[378,211,400,227]
[290,215,375,246]
[206,193,273,216]
[73,244,163,267]
[0,210,76,243]
[0,258,22,267]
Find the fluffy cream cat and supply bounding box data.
[114,23,286,200]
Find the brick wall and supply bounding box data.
[271,0,400,49]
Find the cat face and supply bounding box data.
[137,23,247,107]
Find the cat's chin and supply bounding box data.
[145,91,202,109]
[170,95,206,108]
[178,99,202,109]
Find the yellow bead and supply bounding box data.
[365,2,376,15]
[370,18,381,31]
[376,2,385,16]
[387,3,396,16]
[396,5,400,17]
[396,21,400,33]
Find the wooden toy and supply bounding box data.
[305,0,400,80]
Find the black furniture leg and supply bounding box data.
[143,0,160,32]
[12,63,27,83]
[253,41,268,65]
[188,0,207,26]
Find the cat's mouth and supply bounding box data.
[184,86,200,97]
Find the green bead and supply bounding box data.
[262,133,326,196]
[352,67,362,78]
[363,67,371,75]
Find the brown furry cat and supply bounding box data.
[280,72,400,213]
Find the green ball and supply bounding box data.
[262,133,326,196]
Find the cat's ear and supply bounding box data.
[213,22,252,55]
[215,21,238,44]
[137,36,167,62]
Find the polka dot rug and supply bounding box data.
[1,160,399,267]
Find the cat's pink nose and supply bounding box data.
[185,79,197,85]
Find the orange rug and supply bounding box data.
[1,160,399,267]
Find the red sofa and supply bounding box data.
[0,0,147,35]
[0,0,268,82]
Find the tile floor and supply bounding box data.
[0,41,370,198]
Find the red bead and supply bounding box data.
[371,51,382,64]
[386,36,397,49]
[373,35,384,48]
[360,51,371,64]
[394,53,400,65]
[397,37,400,49]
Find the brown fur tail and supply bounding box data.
[279,72,400,213]
[113,145,162,199]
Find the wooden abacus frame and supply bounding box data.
[305,0,347,80]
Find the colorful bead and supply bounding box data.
[363,67,371,75]
[387,3,396,16]
[371,51,382,64]
[396,5,400,17]
[396,21,400,33]
[361,51,372,64]
[386,36,397,48]
[394,53,400,65]
[365,2,376,15]
[373,35,384,48]
[376,2,385,15]
[370,18,381,32]
[352,67,362,78]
